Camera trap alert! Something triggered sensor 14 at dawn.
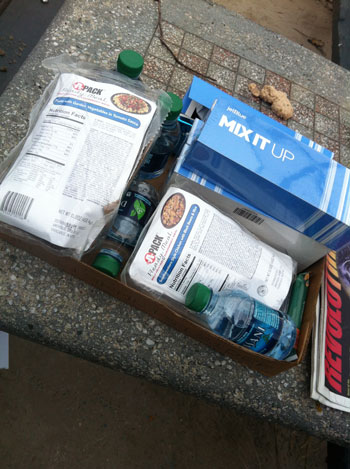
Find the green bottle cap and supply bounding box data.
[92,250,122,278]
[117,50,144,79]
[166,92,183,121]
[185,283,212,312]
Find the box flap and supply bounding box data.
[183,76,334,159]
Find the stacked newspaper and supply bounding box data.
[311,249,350,411]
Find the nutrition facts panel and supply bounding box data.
[28,114,83,166]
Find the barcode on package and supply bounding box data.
[233,207,264,225]
[0,191,34,220]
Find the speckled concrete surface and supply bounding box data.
[163,0,350,110]
[1,0,350,446]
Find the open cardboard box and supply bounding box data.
[0,156,324,377]
[0,67,325,376]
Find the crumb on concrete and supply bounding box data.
[249,83,293,120]
[248,83,260,97]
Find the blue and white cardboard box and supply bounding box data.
[178,87,350,258]
[173,120,329,271]
[182,76,334,159]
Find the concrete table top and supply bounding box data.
[1,0,350,446]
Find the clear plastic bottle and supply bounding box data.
[116,49,144,79]
[91,180,157,278]
[91,180,157,277]
[93,50,146,278]
[138,92,183,179]
[185,283,296,360]
[107,180,158,247]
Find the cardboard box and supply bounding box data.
[181,83,350,253]
[0,89,324,377]
[173,119,329,271]
[0,180,324,377]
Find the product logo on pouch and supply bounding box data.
[144,234,164,264]
[144,252,156,264]
[73,82,103,95]
[73,82,85,91]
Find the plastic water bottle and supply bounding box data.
[107,180,158,247]
[116,49,144,79]
[91,180,158,277]
[185,283,296,360]
[138,92,183,179]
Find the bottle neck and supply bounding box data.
[119,73,141,80]
[199,291,217,316]
[162,118,178,129]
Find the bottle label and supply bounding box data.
[233,303,283,354]
[116,190,156,228]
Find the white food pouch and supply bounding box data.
[0,55,171,258]
[123,186,296,311]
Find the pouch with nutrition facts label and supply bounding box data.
[123,186,296,311]
[0,55,171,257]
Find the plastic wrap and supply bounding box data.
[0,54,171,258]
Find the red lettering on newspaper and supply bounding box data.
[325,252,342,394]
